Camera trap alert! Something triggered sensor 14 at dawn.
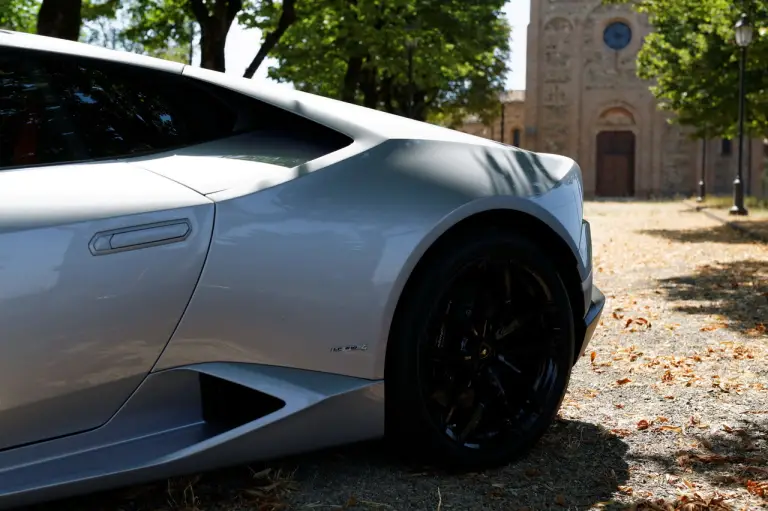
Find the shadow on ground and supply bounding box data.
[640,218,768,245]
[628,416,768,501]
[24,420,630,511]
[656,259,768,334]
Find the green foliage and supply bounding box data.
[0,0,120,39]
[122,0,245,70]
[81,0,119,21]
[254,0,511,122]
[122,0,195,57]
[79,1,189,61]
[605,0,768,138]
[7,0,509,122]
[0,0,39,32]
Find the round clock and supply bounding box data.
[603,21,632,51]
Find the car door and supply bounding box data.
[0,48,233,450]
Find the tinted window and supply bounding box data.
[0,50,236,168]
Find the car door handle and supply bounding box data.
[89,219,192,256]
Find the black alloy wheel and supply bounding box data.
[386,228,575,468]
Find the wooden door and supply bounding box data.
[596,131,635,197]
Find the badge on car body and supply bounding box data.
[331,344,368,353]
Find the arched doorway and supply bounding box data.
[595,108,636,197]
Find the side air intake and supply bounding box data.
[198,373,285,431]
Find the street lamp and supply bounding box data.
[730,12,753,216]
[697,135,707,202]
[499,92,507,144]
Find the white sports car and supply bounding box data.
[0,29,604,509]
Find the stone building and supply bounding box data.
[458,0,766,198]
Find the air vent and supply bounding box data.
[199,373,285,431]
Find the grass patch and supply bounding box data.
[695,195,768,211]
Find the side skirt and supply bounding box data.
[0,363,384,509]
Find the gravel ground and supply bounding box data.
[25,201,768,511]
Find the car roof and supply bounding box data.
[0,29,502,148]
[0,29,184,74]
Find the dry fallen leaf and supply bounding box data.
[746,479,768,497]
[616,378,632,385]
[655,425,683,434]
[637,419,650,430]
[590,351,597,364]
[554,494,566,507]
[524,468,541,478]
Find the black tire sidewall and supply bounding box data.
[385,227,576,468]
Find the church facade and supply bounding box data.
[457,0,766,198]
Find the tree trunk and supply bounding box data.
[37,0,82,41]
[359,63,378,109]
[340,56,363,103]
[411,90,426,121]
[243,0,296,79]
[190,0,242,73]
[198,27,227,71]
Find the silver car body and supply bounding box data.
[0,30,604,508]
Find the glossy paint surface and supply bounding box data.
[154,138,586,380]
[0,161,214,448]
[0,362,384,509]
[0,30,599,507]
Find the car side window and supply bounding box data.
[0,53,87,167]
[0,50,237,169]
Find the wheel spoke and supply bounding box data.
[458,402,485,443]
[418,254,566,450]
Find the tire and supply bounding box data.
[385,227,575,469]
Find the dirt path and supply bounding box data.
[29,202,768,511]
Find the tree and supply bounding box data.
[82,3,190,63]
[1,0,119,42]
[262,0,510,123]
[190,0,242,70]
[36,0,82,40]
[123,0,243,72]
[605,0,768,138]
[0,0,38,32]
[239,0,296,78]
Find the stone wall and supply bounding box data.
[454,0,766,198]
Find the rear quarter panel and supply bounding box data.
[154,139,585,380]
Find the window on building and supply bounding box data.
[512,128,521,147]
[721,138,732,156]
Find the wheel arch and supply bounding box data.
[381,208,586,381]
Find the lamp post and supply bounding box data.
[697,136,707,202]
[730,12,753,216]
[499,93,507,144]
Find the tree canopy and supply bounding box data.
[607,0,768,138]
[263,0,510,124]
[1,0,512,124]
[0,0,38,32]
